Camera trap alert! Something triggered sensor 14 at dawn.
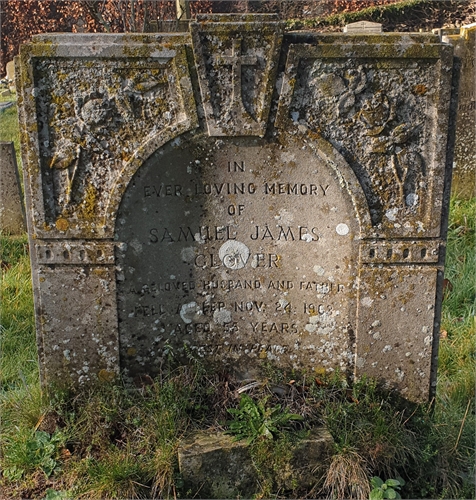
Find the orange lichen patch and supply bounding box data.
[98,369,116,382]
[413,84,428,95]
[314,366,327,376]
[127,347,137,357]
[55,218,69,231]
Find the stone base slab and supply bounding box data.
[177,427,333,498]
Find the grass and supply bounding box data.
[0,102,20,147]
[0,235,36,389]
[0,88,23,185]
[0,86,474,500]
[0,197,474,498]
[439,197,476,410]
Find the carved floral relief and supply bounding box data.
[288,60,433,232]
[34,59,180,226]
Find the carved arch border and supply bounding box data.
[104,118,198,235]
[276,127,373,238]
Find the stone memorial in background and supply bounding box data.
[440,24,476,198]
[6,60,15,81]
[0,141,26,234]
[343,20,382,33]
[16,15,457,401]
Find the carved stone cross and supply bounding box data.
[214,38,257,116]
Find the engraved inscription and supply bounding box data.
[115,137,360,379]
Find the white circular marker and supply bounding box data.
[219,241,250,270]
[336,223,349,236]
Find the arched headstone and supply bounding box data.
[16,16,457,401]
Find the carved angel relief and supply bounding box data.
[115,71,170,122]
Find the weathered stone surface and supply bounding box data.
[178,431,257,498]
[177,427,333,497]
[16,18,457,401]
[0,142,26,234]
[115,133,363,380]
[442,24,476,198]
[290,427,334,487]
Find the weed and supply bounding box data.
[370,476,405,499]
[226,393,302,444]
[43,489,69,500]
[2,429,67,480]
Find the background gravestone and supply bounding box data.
[6,60,15,81]
[16,16,457,401]
[440,23,476,198]
[343,20,382,33]
[0,141,26,234]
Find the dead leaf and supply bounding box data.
[1,260,11,271]
[346,389,359,404]
[443,278,453,294]
[34,414,45,431]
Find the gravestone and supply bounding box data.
[74,18,86,33]
[0,142,26,234]
[440,24,476,198]
[16,15,457,401]
[6,60,15,81]
[343,20,382,33]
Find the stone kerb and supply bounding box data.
[16,16,457,401]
